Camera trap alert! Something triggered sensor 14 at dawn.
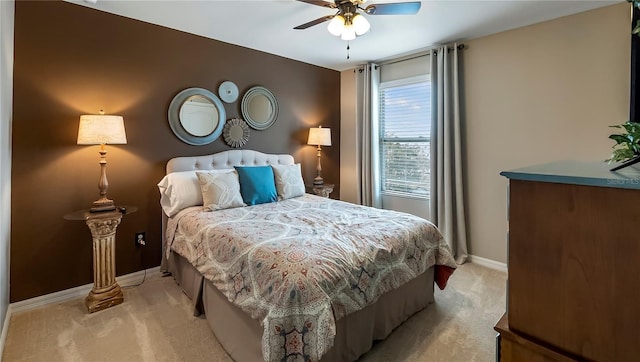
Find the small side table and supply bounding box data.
[64,205,137,313]
[308,184,334,198]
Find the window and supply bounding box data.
[379,75,431,198]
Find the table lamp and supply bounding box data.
[77,111,127,212]
[307,126,331,185]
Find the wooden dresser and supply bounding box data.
[496,161,640,362]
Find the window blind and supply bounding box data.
[379,78,431,197]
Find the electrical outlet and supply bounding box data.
[135,232,146,247]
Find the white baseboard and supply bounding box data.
[468,254,507,273]
[10,266,161,315]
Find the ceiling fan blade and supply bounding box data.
[365,2,421,15]
[295,0,336,9]
[294,15,335,30]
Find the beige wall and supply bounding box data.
[464,3,630,263]
[340,69,359,204]
[339,3,630,265]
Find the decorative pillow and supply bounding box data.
[196,171,245,211]
[271,163,305,200]
[157,169,234,217]
[234,166,278,206]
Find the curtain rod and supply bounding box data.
[376,43,466,67]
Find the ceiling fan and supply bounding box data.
[294,0,421,41]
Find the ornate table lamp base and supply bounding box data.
[90,200,116,213]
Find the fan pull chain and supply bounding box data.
[347,42,350,60]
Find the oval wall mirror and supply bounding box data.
[241,86,278,130]
[168,88,226,145]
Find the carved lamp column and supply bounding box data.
[85,210,124,313]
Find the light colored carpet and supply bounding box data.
[2,262,505,362]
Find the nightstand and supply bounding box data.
[308,184,334,198]
[64,205,137,313]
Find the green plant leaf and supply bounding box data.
[609,148,636,163]
[622,123,634,133]
[628,1,640,35]
[609,134,631,145]
[607,121,640,162]
[622,121,640,134]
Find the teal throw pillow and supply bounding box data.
[234,166,278,205]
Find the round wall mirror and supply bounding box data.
[241,86,278,130]
[168,88,226,145]
[179,95,218,136]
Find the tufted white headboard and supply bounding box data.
[166,149,294,174]
[161,150,295,272]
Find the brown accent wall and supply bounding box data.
[11,1,341,302]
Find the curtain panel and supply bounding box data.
[430,44,469,264]
[355,63,381,208]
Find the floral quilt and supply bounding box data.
[166,194,456,362]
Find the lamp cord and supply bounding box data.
[347,41,350,60]
[122,246,147,288]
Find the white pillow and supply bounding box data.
[157,169,233,217]
[271,163,306,200]
[196,171,245,211]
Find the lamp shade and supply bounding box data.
[77,115,127,145]
[307,127,332,146]
[327,15,345,36]
[340,25,356,41]
[352,14,370,36]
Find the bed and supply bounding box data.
[159,150,457,362]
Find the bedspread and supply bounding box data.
[166,194,456,362]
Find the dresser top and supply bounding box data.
[500,161,640,190]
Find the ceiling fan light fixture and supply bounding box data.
[295,0,422,39]
[327,15,346,36]
[352,13,370,35]
[341,25,356,41]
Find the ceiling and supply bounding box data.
[67,0,622,71]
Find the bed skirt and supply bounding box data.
[167,252,435,361]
